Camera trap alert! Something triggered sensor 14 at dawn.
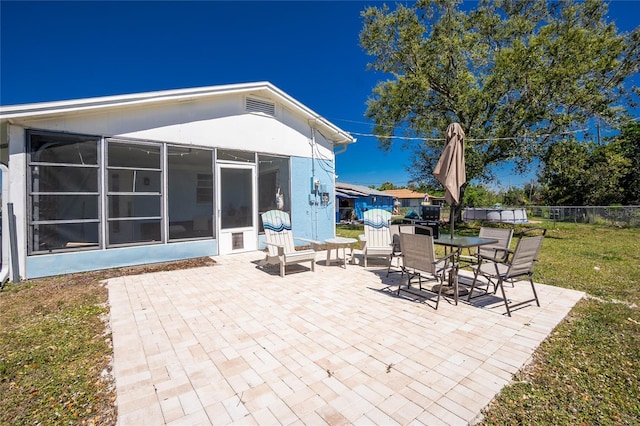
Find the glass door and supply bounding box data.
[217,164,256,254]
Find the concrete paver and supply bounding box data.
[108,250,584,425]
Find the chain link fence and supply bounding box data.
[394,205,640,227]
[527,206,640,227]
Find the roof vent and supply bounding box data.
[245,97,276,116]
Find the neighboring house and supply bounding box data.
[335,182,393,221]
[0,82,355,279]
[427,195,447,206]
[383,189,426,210]
[383,189,447,211]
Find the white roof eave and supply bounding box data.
[0,81,355,146]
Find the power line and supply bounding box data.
[347,127,589,142]
[330,114,640,142]
[349,132,444,141]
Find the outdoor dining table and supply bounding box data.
[434,235,499,304]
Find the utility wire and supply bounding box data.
[330,115,639,142]
[347,127,590,142]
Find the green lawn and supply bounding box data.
[339,220,640,424]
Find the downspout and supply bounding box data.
[310,127,318,240]
[0,164,10,287]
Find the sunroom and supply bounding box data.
[0,82,354,279]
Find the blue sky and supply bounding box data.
[1,0,638,190]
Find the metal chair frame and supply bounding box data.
[397,231,456,310]
[468,228,547,316]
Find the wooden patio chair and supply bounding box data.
[358,209,393,267]
[260,210,319,277]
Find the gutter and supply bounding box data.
[333,139,354,155]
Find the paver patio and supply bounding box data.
[107,250,584,425]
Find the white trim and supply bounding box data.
[0,82,355,145]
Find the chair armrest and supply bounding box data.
[479,248,514,263]
[264,241,285,256]
[294,237,322,250]
[493,247,512,261]
[435,250,457,268]
[433,251,458,275]
[264,241,283,247]
[358,234,366,242]
[485,247,511,262]
[439,250,458,262]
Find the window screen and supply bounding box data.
[106,140,162,246]
[28,132,100,253]
[167,146,214,240]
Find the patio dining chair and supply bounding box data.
[359,209,393,267]
[467,228,546,316]
[260,210,319,277]
[386,223,404,276]
[459,226,514,268]
[397,231,456,310]
[386,224,434,277]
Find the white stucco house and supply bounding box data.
[0,82,355,279]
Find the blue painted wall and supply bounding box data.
[26,239,216,278]
[354,196,394,220]
[290,156,335,244]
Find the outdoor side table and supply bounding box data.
[324,237,358,268]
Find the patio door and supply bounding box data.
[217,164,257,254]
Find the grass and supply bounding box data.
[2,222,639,424]
[338,220,640,424]
[0,278,113,425]
[535,223,640,306]
[478,221,640,424]
[0,257,215,426]
[482,299,640,425]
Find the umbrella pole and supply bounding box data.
[449,204,455,237]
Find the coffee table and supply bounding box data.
[324,237,358,268]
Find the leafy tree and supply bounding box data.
[463,184,500,207]
[617,121,640,204]
[501,186,528,206]
[523,180,544,205]
[538,138,631,205]
[407,181,439,194]
[377,181,398,191]
[360,0,639,202]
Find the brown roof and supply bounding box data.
[383,189,426,199]
[383,189,447,202]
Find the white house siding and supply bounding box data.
[405,199,423,209]
[1,86,346,278]
[7,124,29,277]
[9,95,335,159]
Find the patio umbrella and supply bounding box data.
[433,122,466,237]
